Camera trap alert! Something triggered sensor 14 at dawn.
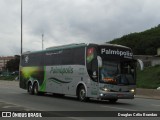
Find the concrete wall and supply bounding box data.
[134,55,160,67]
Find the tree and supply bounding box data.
[109,25,160,55]
[6,55,20,72]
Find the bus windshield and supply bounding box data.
[100,60,136,85]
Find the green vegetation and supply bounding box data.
[109,25,160,55]
[0,75,18,81]
[6,55,20,72]
[109,25,160,89]
[137,65,160,89]
[0,55,20,81]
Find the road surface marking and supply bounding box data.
[68,117,85,120]
[2,105,15,109]
[151,104,160,107]
[101,105,137,111]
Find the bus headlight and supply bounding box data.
[104,88,108,91]
[130,89,135,93]
[100,87,110,92]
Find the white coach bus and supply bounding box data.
[19,43,136,103]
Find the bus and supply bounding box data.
[19,43,136,103]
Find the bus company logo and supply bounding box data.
[25,56,29,63]
[101,48,133,58]
[1,112,42,118]
[50,66,73,75]
[2,112,11,117]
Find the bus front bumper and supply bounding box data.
[98,92,135,100]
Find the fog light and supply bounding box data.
[100,93,103,96]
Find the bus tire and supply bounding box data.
[78,85,89,102]
[33,82,39,95]
[28,82,34,95]
[108,99,118,103]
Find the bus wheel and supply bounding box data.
[28,82,33,95]
[108,99,118,103]
[78,86,88,102]
[33,82,39,95]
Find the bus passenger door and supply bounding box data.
[89,58,99,97]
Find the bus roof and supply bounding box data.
[100,43,131,49]
[46,43,87,50]
[22,43,131,55]
[22,43,87,55]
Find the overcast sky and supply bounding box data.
[0,0,160,56]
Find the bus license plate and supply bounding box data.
[117,94,124,97]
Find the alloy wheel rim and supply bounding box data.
[80,89,86,100]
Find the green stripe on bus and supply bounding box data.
[39,66,46,92]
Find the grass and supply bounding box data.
[137,65,160,89]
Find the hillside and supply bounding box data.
[137,65,160,89]
[109,25,160,55]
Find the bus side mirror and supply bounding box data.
[137,59,143,70]
[97,56,102,68]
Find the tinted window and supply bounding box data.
[44,47,85,66]
[21,53,43,66]
[21,47,85,67]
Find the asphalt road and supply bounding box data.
[0,80,160,119]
